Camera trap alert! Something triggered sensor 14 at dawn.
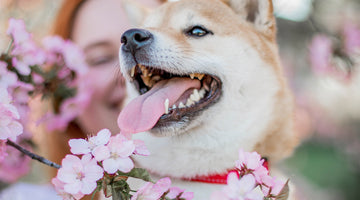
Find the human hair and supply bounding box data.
[51,0,87,39]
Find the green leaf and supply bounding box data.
[111,179,131,200]
[118,168,153,182]
[274,179,290,200]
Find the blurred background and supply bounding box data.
[1,0,360,199]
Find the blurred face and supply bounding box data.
[72,0,160,134]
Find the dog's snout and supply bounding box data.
[121,29,153,55]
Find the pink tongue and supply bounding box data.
[117,78,200,134]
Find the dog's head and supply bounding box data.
[118,0,298,165]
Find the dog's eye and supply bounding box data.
[186,26,212,37]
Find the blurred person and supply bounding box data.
[45,0,160,174]
[0,0,161,199]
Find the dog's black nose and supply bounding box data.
[121,29,153,55]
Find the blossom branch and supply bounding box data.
[6,139,61,169]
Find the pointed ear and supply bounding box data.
[121,0,151,26]
[222,0,276,38]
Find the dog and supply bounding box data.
[117,0,299,199]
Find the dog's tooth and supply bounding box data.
[130,67,136,77]
[164,98,169,114]
[172,104,177,109]
[186,98,194,107]
[199,88,206,98]
[193,89,200,99]
[190,94,196,102]
[190,73,195,79]
[178,102,185,108]
[196,73,205,80]
[190,90,200,102]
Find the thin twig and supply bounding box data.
[4,39,13,55]
[6,139,61,169]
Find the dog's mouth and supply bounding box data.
[118,64,222,134]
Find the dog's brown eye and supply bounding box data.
[186,26,212,37]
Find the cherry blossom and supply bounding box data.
[235,149,270,185]
[69,128,111,155]
[211,173,263,200]
[236,149,265,171]
[0,141,7,162]
[44,89,92,132]
[0,87,23,140]
[133,139,150,156]
[131,177,171,200]
[42,35,66,53]
[261,175,285,197]
[62,41,88,76]
[6,18,31,45]
[56,154,103,195]
[167,186,194,200]
[92,134,135,174]
[52,177,84,200]
[0,141,31,183]
[10,39,46,76]
[308,35,333,75]
[343,22,360,54]
[0,61,17,88]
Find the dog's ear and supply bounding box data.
[121,0,151,26]
[222,0,276,38]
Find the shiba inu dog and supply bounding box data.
[117,0,298,198]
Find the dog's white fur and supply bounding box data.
[119,0,298,198]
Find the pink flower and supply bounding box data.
[0,61,17,88]
[31,72,44,84]
[236,149,269,184]
[133,139,150,156]
[211,173,263,200]
[343,22,360,54]
[44,90,93,132]
[52,177,84,200]
[0,141,7,163]
[261,176,285,197]
[60,90,92,119]
[93,134,135,174]
[309,35,333,75]
[62,42,88,76]
[10,82,33,104]
[0,141,31,183]
[69,129,111,155]
[6,18,31,45]
[236,149,264,171]
[41,88,92,132]
[131,177,171,200]
[56,154,104,195]
[42,35,66,53]
[43,112,71,132]
[167,187,194,200]
[11,40,46,76]
[0,88,23,140]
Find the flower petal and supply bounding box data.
[69,139,90,155]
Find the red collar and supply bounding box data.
[184,158,269,184]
